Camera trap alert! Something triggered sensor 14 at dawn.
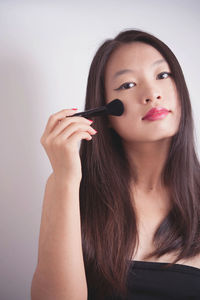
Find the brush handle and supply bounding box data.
[66,106,107,118]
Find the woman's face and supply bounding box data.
[104,42,181,143]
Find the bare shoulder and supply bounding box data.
[178,252,200,269]
[191,252,200,269]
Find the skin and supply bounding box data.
[104,42,181,214]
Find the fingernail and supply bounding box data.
[72,108,78,110]
[88,119,93,122]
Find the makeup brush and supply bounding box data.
[66,99,124,118]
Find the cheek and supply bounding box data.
[167,82,181,119]
[108,113,142,139]
[171,95,181,124]
[174,103,181,131]
[168,82,180,107]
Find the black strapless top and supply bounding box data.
[88,260,200,299]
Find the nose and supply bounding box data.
[145,95,162,103]
[141,83,162,104]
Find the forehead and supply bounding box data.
[105,42,165,75]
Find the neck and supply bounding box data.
[123,138,172,192]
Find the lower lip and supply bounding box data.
[142,111,170,121]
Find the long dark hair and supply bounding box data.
[79,29,200,299]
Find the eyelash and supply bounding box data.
[115,72,172,91]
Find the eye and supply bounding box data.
[157,72,172,79]
[114,82,136,91]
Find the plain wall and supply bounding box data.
[0,1,199,299]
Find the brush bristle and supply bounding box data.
[107,99,124,116]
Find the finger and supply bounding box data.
[44,109,75,135]
[50,117,93,138]
[68,131,93,145]
[53,122,97,142]
[43,109,90,137]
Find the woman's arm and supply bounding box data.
[31,173,87,300]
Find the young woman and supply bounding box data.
[31,29,200,300]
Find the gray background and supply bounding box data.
[0,1,199,299]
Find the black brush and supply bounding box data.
[66,99,124,119]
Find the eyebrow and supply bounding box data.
[112,59,167,80]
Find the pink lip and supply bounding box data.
[142,107,171,121]
[143,111,170,121]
